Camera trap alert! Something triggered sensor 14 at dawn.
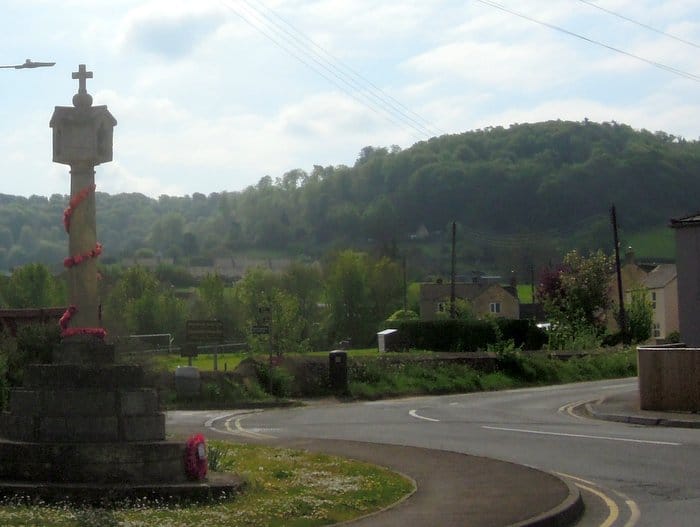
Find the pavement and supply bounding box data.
[196,388,698,527]
[583,389,700,428]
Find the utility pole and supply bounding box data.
[611,204,628,343]
[450,221,456,319]
[402,254,407,313]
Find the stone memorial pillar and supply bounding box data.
[50,64,114,334]
[0,65,242,503]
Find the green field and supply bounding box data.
[517,284,534,303]
[626,227,675,260]
[155,352,247,372]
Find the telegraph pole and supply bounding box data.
[450,221,456,319]
[611,204,628,343]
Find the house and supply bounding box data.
[635,264,678,341]
[419,280,519,320]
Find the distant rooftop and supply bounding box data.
[641,263,677,289]
[670,213,700,228]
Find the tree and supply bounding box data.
[627,289,653,343]
[538,250,613,335]
[281,262,323,345]
[103,266,160,335]
[0,263,65,308]
[367,257,402,323]
[324,250,374,346]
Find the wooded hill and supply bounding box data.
[1,120,696,278]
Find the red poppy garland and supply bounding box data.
[59,183,106,339]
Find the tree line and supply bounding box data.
[0,254,405,349]
[0,120,696,278]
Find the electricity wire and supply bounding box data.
[242,0,445,137]
[220,0,442,141]
[577,0,700,49]
[475,0,700,83]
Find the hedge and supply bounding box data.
[385,319,547,352]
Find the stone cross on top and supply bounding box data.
[71,64,94,108]
[72,64,92,94]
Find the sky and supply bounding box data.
[1,0,699,198]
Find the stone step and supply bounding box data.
[0,413,165,443]
[24,364,145,389]
[0,439,187,484]
[54,337,115,365]
[9,388,159,417]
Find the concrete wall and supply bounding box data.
[675,226,700,346]
[637,346,700,411]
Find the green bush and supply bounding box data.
[255,362,294,398]
[6,323,61,386]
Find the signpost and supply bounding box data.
[184,320,224,366]
[253,305,274,395]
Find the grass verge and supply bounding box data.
[0,441,414,527]
[347,349,637,399]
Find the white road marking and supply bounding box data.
[229,415,276,439]
[203,411,276,439]
[483,426,682,446]
[204,412,244,428]
[558,400,595,421]
[409,409,440,422]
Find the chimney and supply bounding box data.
[625,246,635,265]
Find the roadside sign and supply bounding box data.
[186,320,224,343]
[251,325,270,335]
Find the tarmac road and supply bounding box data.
[167,378,700,526]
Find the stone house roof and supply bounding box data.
[640,264,677,290]
[419,282,517,302]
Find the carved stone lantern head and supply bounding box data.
[49,64,117,166]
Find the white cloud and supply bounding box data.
[115,0,227,58]
[1,0,698,198]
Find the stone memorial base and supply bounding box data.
[0,336,242,504]
[0,473,245,505]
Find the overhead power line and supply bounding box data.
[577,0,700,49]
[243,0,445,137]
[475,0,700,83]
[220,0,444,141]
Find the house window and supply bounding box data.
[653,323,661,338]
[650,292,657,310]
[490,302,501,314]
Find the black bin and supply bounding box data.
[329,350,348,393]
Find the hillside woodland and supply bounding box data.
[0,120,696,278]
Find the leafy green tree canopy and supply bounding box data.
[0,263,65,308]
[538,250,613,333]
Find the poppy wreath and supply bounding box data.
[184,433,208,480]
[59,304,107,339]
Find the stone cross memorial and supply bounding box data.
[0,65,241,503]
[51,63,114,334]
